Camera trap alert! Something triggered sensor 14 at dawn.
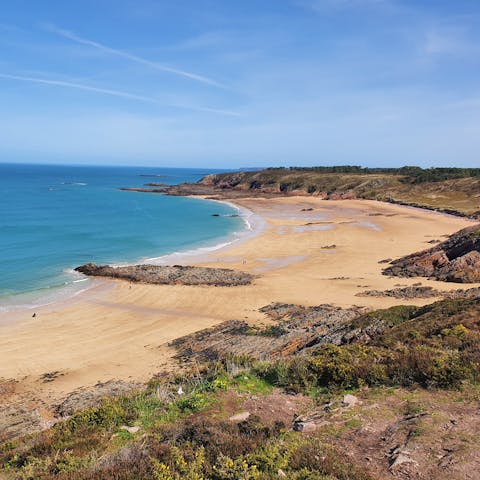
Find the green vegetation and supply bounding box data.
[257,299,480,392]
[231,372,273,395]
[289,166,480,183]
[0,365,369,480]
[349,304,418,330]
[2,298,480,479]
[205,166,480,216]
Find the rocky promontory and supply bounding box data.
[118,166,480,218]
[383,225,480,283]
[119,187,168,193]
[75,263,254,286]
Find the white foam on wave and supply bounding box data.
[143,200,264,266]
[0,284,95,316]
[0,269,96,314]
[1,198,263,314]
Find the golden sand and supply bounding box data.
[0,197,476,402]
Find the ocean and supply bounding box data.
[0,163,247,311]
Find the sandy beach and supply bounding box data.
[0,196,477,408]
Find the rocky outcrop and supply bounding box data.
[54,380,140,418]
[383,225,480,283]
[382,197,477,219]
[357,285,480,299]
[172,297,480,364]
[75,263,254,286]
[119,167,480,218]
[170,304,367,361]
[162,182,278,198]
[357,286,440,299]
[119,187,167,193]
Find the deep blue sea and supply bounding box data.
[0,163,246,311]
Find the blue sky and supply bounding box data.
[1,0,479,168]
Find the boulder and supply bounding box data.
[229,411,250,422]
[293,421,318,432]
[120,425,140,434]
[342,394,360,408]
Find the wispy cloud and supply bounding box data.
[299,0,392,11]
[423,28,472,56]
[0,72,158,101]
[0,73,240,116]
[42,24,225,88]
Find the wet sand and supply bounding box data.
[0,197,477,405]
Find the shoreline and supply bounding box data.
[1,195,479,433]
[1,194,476,325]
[141,198,266,266]
[0,196,260,317]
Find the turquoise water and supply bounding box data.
[0,164,245,310]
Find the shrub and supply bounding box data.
[211,455,260,480]
[61,396,131,434]
[387,346,471,388]
[174,392,208,413]
[307,345,388,389]
[151,446,205,480]
[256,345,388,391]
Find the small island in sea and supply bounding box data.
[1,166,480,479]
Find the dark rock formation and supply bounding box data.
[383,225,480,283]
[358,285,480,300]
[170,303,366,361]
[119,187,167,193]
[120,168,480,219]
[75,263,254,287]
[54,380,140,418]
[162,182,274,198]
[171,297,480,365]
[357,286,440,299]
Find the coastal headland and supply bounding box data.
[1,195,478,440]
